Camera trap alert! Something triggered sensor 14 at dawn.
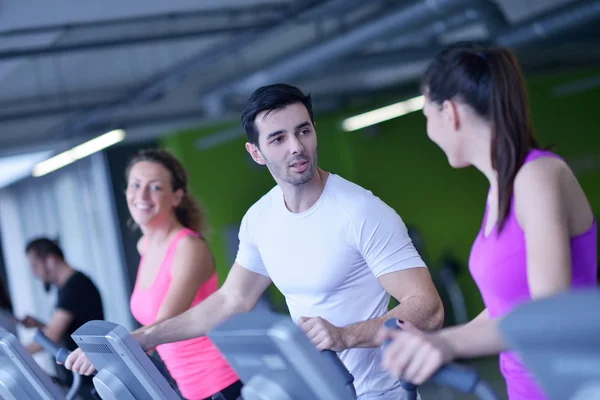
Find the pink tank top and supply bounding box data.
[130,228,239,400]
[469,149,597,399]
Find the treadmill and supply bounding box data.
[71,321,181,400]
[499,288,600,400]
[72,289,600,400]
[0,328,66,400]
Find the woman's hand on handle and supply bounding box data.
[377,320,456,385]
[62,348,96,376]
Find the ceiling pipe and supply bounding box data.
[0,3,289,37]
[203,0,504,113]
[202,0,478,108]
[0,23,276,59]
[357,0,506,55]
[294,0,600,108]
[32,0,600,146]
[42,0,328,142]
[343,0,600,77]
[211,0,600,111]
[496,0,600,47]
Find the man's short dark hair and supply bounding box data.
[241,83,314,146]
[25,237,64,260]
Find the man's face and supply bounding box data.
[26,251,52,290]
[246,103,318,186]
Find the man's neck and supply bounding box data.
[54,264,75,288]
[280,168,328,213]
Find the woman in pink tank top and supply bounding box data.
[65,149,242,400]
[378,43,597,399]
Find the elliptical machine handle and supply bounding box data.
[429,363,480,393]
[33,330,71,364]
[382,319,485,395]
[320,349,357,398]
[34,330,85,400]
[381,319,418,394]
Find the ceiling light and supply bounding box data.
[32,129,125,177]
[342,95,424,131]
[0,150,53,189]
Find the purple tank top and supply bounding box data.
[469,149,597,399]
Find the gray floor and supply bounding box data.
[418,357,508,400]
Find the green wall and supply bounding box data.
[162,68,600,319]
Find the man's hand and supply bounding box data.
[19,315,44,329]
[63,348,96,376]
[298,316,347,352]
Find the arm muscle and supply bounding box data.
[141,263,271,349]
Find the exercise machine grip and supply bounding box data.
[320,350,350,378]
[33,330,71,364]
[381,319,418,393]
[320,350,357,398]
[382,319,482,394]
[430,363,480,393]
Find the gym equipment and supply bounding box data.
[0,309,18,336]
[207,307,501,400]
[33,330,82,400]
[381,319,498,400]
[34,331,71,365]
[70,320,181,400]
[65,289,599,399]
[0,328,66,400]
[499,288,600,400]
[437,251,469,326]
[207,308,357,400]
[380,319,418,398]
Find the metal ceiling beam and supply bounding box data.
[356,0,507,55]
[41,0,329,142]
[0,22,275,59]
[207,0,600,111]
[0,3,289,37]
[0,102,102,122]
[201,0,478,110]
[336,0,600,75]
[319,0,600,110]
[496,0,600,47]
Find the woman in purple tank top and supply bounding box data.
[378,43,597,399]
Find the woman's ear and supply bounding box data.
[172,188,184,207]
[442,99,460,131]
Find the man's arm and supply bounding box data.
[340,267,444,349]
[137,263,271,350]
[25,309,73,354]
[299,195,444,352]
[340,195,443,349]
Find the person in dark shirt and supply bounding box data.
[19,237,104,354]
[0,276,12,312]
[0,276,17,335]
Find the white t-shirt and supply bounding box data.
[235,173,426,399]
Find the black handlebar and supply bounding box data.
[321,349,357,398]
[381,319,418,393]
[382,319,484,395]
[33,330,71,365]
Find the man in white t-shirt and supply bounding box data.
[65,84,444,399]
